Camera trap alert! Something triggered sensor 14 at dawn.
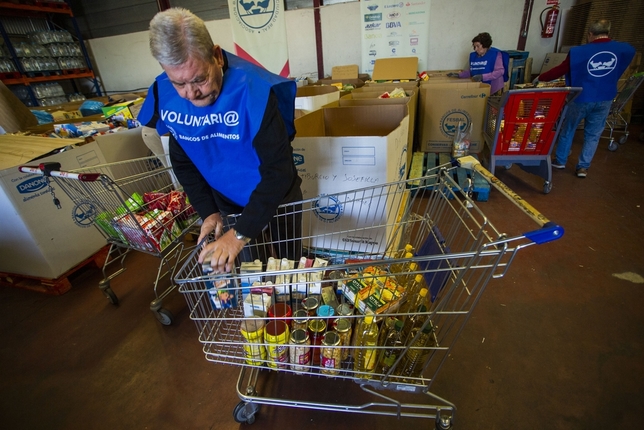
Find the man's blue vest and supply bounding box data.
[567,40,635,103]
[138,51,296,207]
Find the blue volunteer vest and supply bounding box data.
[567,40,635,103]
[140,52,296,207]
[469,47,509,82]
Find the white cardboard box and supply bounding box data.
[292,104,409,253]
[0,129,150,279]
[294,86,340,115]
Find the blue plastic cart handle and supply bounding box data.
[524,222,565,245]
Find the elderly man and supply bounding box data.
[536,19,635,178]
[138,8,302,273]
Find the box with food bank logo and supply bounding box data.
[292,104,409,254]
[417,81,490,153]
[0,129,150,279]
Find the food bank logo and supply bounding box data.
[440,109,471,139]
[587,51,618,77]
[292,153,304,166]
[232,0,279,31]
[72,201,97,228]
[313,195,343,223]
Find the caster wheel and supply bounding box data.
[155,308,174,326]
[503,163,513,170]
[436,415,453,429]
[233,401,259,424]
[618,134,628,144]
[608,140,618,152]
[102,287,119,305]
[543,181,552,194]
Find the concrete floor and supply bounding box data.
[1,124,643,430]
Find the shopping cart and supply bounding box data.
[19,154,199,325]
[483,87,582,194]
[174,155,564,428]
[603,72,644,151]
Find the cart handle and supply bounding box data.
[19,163,101,182]
[456,155,564,245]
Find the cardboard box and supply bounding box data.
[0,128,151,279]
[539,53,568,75]
[101,98,144,119]
[417,81,490,153]
[370,57,418,82]
[50,110,84,122]
[326,87,418,169]
[294,86,340,115]
[292,104,409,253]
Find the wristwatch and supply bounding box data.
[234,229,252,244]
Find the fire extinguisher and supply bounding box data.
[540,4,560,38]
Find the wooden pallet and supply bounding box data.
[408,152,491,201]
[0,246,109,296]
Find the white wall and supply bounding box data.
[87,0,572,93]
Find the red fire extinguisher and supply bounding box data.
[540,4,560,38]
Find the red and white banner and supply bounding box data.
[227,0,290,77]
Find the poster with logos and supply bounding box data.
[360,0,431,76]
[228,0,290,77]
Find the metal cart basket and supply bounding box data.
[483,87,582,193]
[174,156,564,428]
[603,72,644,151]
[19,154,199,325]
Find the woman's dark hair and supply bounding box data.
[472,32,493,49]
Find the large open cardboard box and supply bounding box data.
[292,104,409,253]
[418,81,490,153]
[0,128,150,279]
[324,86,417,169]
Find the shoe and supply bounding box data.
[552,161,566,169]
[576,168,588,178]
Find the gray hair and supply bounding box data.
[589,19,611,36]
[149,8,214,66]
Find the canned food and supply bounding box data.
[289,328,311,374]
[292,309,309,332]
[268,303,292,326]
[302,296,319,317]
[265,320,290,369]
[240,318,266,366]
[320,331,342,375]
[334,318,352,361]
[308,319,326,366]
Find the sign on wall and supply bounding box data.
[360,0,431,76]
[228,0,290,76]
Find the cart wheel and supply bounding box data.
[102,287,119,305]
[504,164,513,169]
[608,140,618,152]
[618,134,628,145]
[436,415,453,429]
[543,181,552,194]
[155,308,174,326]
[233,401,259,424]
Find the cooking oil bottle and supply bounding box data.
[377,319,405,375]
[398,321,435,381]
[353,315,379,377]
[398,287,429,323]
[402,304,428,342]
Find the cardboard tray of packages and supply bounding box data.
[0,128,151,279]
[295,86,340,117]
[292,104,409,253]
[418,81,490,153]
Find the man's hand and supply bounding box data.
[198,212,224,244]
[471,74,483,82]
[446,72,460,78]
[198,229,246,274]
[532,77,540,86]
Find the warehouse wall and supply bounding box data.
[87,0,574,94]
